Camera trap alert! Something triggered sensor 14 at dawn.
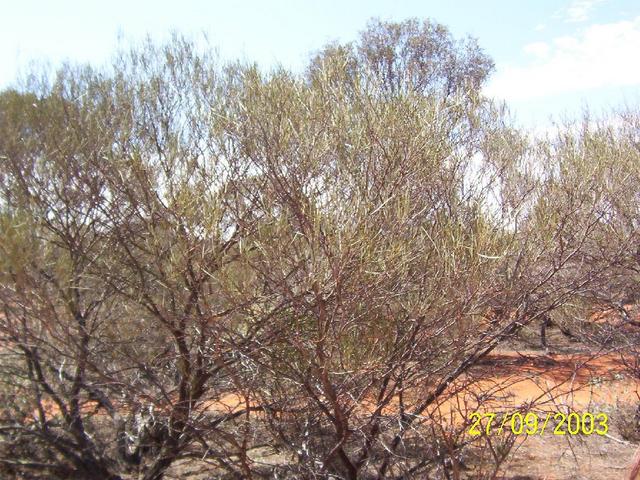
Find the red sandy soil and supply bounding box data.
[468,351,636,410]
[459,351,640,480]
[25,348,640,479]
[209,350,640,479]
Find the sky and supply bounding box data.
[1,0,639,129]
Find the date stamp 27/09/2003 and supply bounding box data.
[468,411,609,436]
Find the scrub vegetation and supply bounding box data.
[0,18,639,480]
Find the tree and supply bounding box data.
[0,40,282,480]
[308,18,494,99]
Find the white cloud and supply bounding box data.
[522,41,550,59]
[485,17,640,101]
[563,0,606,23]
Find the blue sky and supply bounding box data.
[1,0,639,129]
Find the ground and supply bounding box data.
[460,316,640,480]
[466,350,639,479]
